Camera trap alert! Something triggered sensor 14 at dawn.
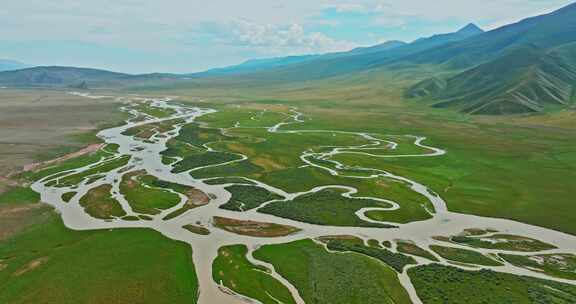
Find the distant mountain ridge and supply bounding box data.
[195,41,408,77]
[196,55,321,76]
[194,23,483,80]
[0,59,29,72]
[347,41,407,56]
[0,66,185,88]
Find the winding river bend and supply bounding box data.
[32,94,576,304]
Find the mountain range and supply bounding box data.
[1,2,575,115]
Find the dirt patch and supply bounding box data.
[0,176,19,187]
[317,235,364,243]
[252,157,285,172]
[23,143,104,172]
[182,224,210,236]
[0,203,53,241]
[186,189,210,207]
[213,216,300,237]
[13,256,49,276]
[227,143,255,156]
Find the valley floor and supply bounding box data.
[0,89,575,303]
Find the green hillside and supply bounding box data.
[403,3,576,67]
[408,44,576,114]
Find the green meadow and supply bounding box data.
[212,245,296,304]
[0,186,198,304]
[253,239,412,304]
[409,264,576,304]
[179,91,576,235]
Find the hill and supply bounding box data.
[0,66,129,87]
[344,40,407,56]
[406,3,576,114]
[0,66,185,89]
[194,41,409,78]
[0,59,28,72]
[196,55,321,77]
[402,3,576,68]
[407,44,576,114]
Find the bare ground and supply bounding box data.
[0,89,124,176]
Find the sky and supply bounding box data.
[1,0,573,73]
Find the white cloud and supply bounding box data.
[332,3,369,13]
[329,0,572,29]
[372,16,407,28]
[205,19,356,55]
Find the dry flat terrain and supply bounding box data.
[0,89,125,176]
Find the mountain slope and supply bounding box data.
[402,3,576,68]
[407,44,576,114]
[404,2,576,115]
[197,55,320,76]
[196,41,407,77]
[193,24,483,82]
[346,40,407,56]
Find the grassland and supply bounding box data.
[0,187,39,205]
[182,224,211,235]
[119,170,181,215]
[161,122,243,173]
[213,216,300,237]
[409,264,576,304]
[450,234,557,252]
[115,117,433,227]
[212,245,296,304]
[189,98,576,233]
[499,253,576,280]
[183,109,437,224]
[203,177,255,185]
[287,105,576,235]
[219,185,283,211]
[258,188,395,228]
[60,191,77,203]
[0,187,51,241]
[2,69,576,303]
[429,245,503,266]
[139,174,205,196]
[21,148,113,182]
[133,103,176,118]
[323,238,417,272]
[79,184,126,220]
[0,186,199,304]
[396,240,439,261]
[51,155,131,187]
[136,174,210,220]
[253,239,412,304]
[164,74,576,235]
[173,151,242,173]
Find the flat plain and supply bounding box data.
[0,70,575,304]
